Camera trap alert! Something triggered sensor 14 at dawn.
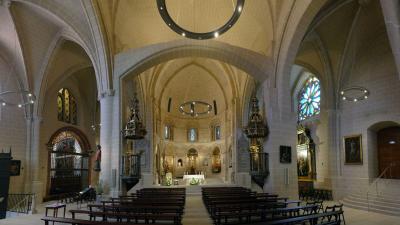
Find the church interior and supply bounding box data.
[1,0,400,224]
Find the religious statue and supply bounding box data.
[93,145,101,171]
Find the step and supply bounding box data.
[341,199,400,217]
[347,193,400,205]
[345,195,400,209]
[343,197,400,212]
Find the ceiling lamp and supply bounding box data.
[179,101,212,117]
[340,86,369,102]
[156,0,245,40]
[122,94,147,140]
[0,90,36,108]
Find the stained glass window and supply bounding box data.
[164,125,172,140]
[215,126,221,140]
[298,77,321,121]
[58,88,77,124]
[188,128,197,142]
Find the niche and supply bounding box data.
[212,147,221,173]
[177,159,183,167]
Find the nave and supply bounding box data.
[2,0,400,224]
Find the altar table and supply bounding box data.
[183,174,205,185]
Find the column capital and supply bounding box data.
[25,115,43,123]
[100,89,115,98]
[1,0,11,8]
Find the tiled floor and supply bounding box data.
[1,197,399,225]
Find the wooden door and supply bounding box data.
[378,127,400,179]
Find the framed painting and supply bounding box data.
[10,160,21,176]
[280,146,292,163]
[344,134,363,165]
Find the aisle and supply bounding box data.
[182,194,213,225]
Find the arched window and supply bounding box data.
[164,125,173,140]
[298,77,321,121]
[188,128,197,142]
[58,88,77,124]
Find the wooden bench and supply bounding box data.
[69,209,182,224]
[212,204,319,224]
[87,204,184,216]
[41,216,163,225]
[250,210,343,225]
[45,203,67,218]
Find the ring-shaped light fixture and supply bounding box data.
[156,0,245,40]
[340,86,370,102]
[179,101,212,117]
[0,90,36,108]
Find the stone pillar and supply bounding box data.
[25,116,43,208]
[99,91,115,193]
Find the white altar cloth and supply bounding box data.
[183,174,205,185]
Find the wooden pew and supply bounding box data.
[41,216,163,225]
[69,209,182,224]
[249,210,343,225]
[212,204,319,225]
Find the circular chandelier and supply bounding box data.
[179,101,212,117]
[156,0,245,40]
[0,90,36,108]
[340,86,369,102]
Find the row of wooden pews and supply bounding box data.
[202,187,344,225]
[42,188,186,225]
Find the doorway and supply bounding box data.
[378,127,400,179]
[46,127,91,199]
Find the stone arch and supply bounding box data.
[115,40,273,82]
[47,126,91,151]
[274,1,329,116]
[36,35,103,117]
[45,126,92,198]
[13,1,110,105]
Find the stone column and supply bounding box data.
[99,90,115,193]
[25,115,43,209]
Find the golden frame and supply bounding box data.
[344,134,363,165]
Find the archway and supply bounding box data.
[377,127,400,179]
[45,127,91,200]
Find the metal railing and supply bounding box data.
[7,193,35,214]
[366,162,397,211]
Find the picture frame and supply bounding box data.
[280,146,292,164]
[10,160,21,176]
[344,134,363,165]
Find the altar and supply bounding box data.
[183,174,205,185]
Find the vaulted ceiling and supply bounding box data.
[294,0,388,99]
[135,57,252,119]
[95,0,276,55]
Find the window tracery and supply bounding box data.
[298,77,321,121]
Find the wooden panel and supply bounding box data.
[378,127,400,179]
